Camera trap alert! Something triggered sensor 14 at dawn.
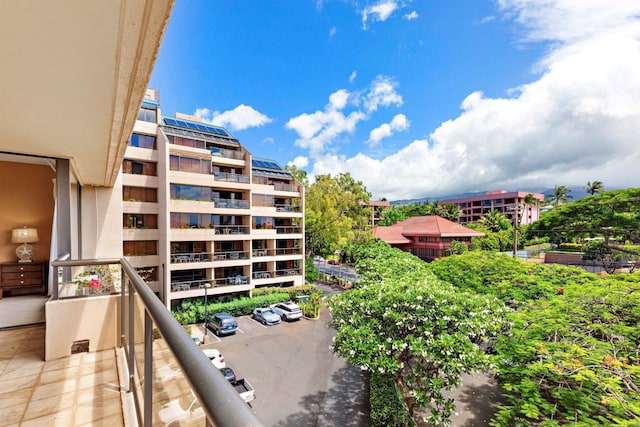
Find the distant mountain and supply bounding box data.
[390,186,606,206]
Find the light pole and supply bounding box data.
[511,203,521,258]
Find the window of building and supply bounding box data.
[252,194,274,207]
[123,240,157,256]
[123,159,157,176]
[252,216,273,230]
[123,186,157,202]
[129,133,156,149]
[123,214,158,229]
[137,107,157,123]
[169,155,211,174]
[170,184,212,202]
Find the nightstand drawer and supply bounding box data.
[2,264,43,274]
[0,261,47,298]
[3,271,42,281]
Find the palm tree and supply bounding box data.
[585,180,604,195]
[440,204,462,222]
[479,209,510,232]
[547,185,573,207]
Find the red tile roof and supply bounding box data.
[374,215,484,242]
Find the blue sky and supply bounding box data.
[150,1,640,200]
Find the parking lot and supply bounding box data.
[198,294,370,426]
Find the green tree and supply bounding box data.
[429,252,640,426]
[424,200,444,216]
[527,188,640,245]
[446,239,468,255]
[585,180,604,195]
[328,243,509,425]
[285,164,308,186]
[440,203,462,221]
[479,209,511,232]
[546,185,573,207]
[378,207,407,226]
[305,173,371,256]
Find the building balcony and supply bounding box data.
[34,256,263,426]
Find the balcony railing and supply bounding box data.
[51,255,263,427]
[275,268,301,277]
[252,248,302,257]
[275,205,300,213]
[210,147,244,160]
[275,226,301,234]
[216,225,249,235]
[213,172,250,184]
[213,198,250,209]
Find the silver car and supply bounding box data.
[270,302,303,321]
[252,307,281,325]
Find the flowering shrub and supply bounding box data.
[328,242,509,425]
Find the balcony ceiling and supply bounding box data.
[0,0,173,186]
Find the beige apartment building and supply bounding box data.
[0,2,292,424]
[123,90,304,308]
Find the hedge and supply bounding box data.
[370,372,412,427]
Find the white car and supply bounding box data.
[270,302,303,321]
[202,348,225,369]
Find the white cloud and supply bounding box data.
[286,77,403,155]
[368,114,410,145]
[362,1,398,29]
[195,104,272,131]
[289,156,309,168]
[364,76,403,112]
[300,1,640,200]
[479,15,495,24]
[349,71,357,83]
[329,27,336,37]
[329,89,349,110]
[262,137,274,144]
[404,11,419,21]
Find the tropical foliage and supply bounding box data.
[546,185,573,207]
[429,252,640,426]
[304,172,371,256]
[585,180,604,195]
[328,241,509,425]
[527,188,640,245]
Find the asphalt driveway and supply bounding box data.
[202,294,370,426]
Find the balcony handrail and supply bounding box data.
[51,255,263,427]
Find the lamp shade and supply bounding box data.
[11,227,39,244]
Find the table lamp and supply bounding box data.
[11,226,39,262]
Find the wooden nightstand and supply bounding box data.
[0,261,47,299]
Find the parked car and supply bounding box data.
[313,255,324,261]
[203,348,225,369]
[232,378,256,403]
[252,307,281,325]
[270,302,303,321]
[207,312,238,336]
[328,259,340,265]
[219,367,236,382]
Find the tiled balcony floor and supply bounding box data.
[0,326,124,426]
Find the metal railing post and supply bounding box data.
[144,311,153,427]
[120,268,126,348]
[128,285,135,393]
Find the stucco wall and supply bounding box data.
[45,294,145,360]
[0,161,55,263]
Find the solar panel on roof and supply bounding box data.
[196,124,208,131]
[164,118,178,126]
[175,120,187,127]
[265,161,281,169]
